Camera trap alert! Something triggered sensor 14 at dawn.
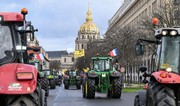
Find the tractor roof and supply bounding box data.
[0,12,23,22]
[91,56,112,60]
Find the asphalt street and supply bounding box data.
[47,85,137,106]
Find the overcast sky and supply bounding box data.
[0,0,123,52]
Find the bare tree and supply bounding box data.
[49,61,61,71]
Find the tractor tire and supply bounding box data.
[146,82,175,106]
[39,78,49,96]
[49,79,56,89]
[76,81,81,89]
[6,83,42,106]
[111,78,122,98]
[85,78,95,99]
[134,95,140,106]
[64,81,69,89]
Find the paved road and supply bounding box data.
[47,85,137,106]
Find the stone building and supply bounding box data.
[47,51,74,70]
[75,6,100,51]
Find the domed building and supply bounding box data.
[75,6,100,51]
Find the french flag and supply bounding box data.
[34,53,44,61]
[109,48,118,57]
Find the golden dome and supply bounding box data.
[79,6,99,34]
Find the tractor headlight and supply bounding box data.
[170,30,177,36]
[16,45,27,50]
[162,30,168,35]
[102,73,106,77]
[166,67,173,72]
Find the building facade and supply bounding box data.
[47,51,74,70]
[107,0,160,32]
[105,0,163,83]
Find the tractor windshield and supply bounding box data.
[160,36,180,73]
[0,24,13,64]
[69,71,76,76]
[94,59,111,71]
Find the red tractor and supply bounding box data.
[0,8,46,105]
[134,18,180,106]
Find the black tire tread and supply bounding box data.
[148,82,175,106]
[111,78,122,98]
[86,78,95,99]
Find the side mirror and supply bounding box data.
[139,66,147,73]
[27,25,38,41]
[135,42,144,55]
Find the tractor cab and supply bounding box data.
[92,57,112,72]
[136,27,180,74]
[0,9,36,65]
[69,70,77,77]
[156,28,180,73]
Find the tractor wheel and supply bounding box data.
[6,83,42,106]
[39,78,49,96]
[85,78,95,99]
[76,81,81,89]
[134,95,140,106]
[49,79,56,89]
[146,82,175,106]
[64,81,69,89]
[111,78,122,98]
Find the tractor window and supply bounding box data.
[69,71,76,76]
[46,71,50,75]
[160,37,180,73]
[0,24,13,64]
[94,59,111,71]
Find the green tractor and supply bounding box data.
[54,71,62,86]
[63,69,81,89]
[82,56,122,99]
[43,69,56,89]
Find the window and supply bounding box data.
[64,58,66,63]
[72,57,74,62]
[82,35,85,39]
[0,24,13,64]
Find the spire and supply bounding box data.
[86,3,93,22]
